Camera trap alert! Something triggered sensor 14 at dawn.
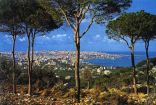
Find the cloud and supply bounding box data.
[41,36,50,40]
[37,34,70,43]
[95,34,101,39]
[19,37,26,42]
[3,34,12,44]
[52,34,67,39]
[93,34,102,41]
[82,18,90,23]
[93,34,115,43]
[88,41,94,44]
[5,34,11,38]
[102,35,115,43]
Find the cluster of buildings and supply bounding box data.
[0,51,119,76]
[0,51,121,66]
[81,66,115,76]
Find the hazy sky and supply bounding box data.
[0,0,156,52]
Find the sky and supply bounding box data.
[0,0,156,52]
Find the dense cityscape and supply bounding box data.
[0,0,156,104]
[0,51,121,66]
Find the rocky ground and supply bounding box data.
[0,87,156,105]
[0,80,155,105]
[0,94,63,105]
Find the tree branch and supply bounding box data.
[120,36,130,48]
[57,4,76,31]
[80,14,95,39]
[134,36,139,44]
[79,4,90,24]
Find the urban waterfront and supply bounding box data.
[1,51,156,67]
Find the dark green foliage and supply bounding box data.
[137,57,156,67]
[18,65,57,88]
[0,58,21,82]
[106,11,146,41]
[32,65,57,88]
[95,0,132,23]
[0,57,57,89]
[15,0,62,33]
[107,10,156,42]
[0,0,23,35]
[139,10,156,42]
[1,0,63,36]
[0,0,20,23]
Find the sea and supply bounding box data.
[86,52,156,67]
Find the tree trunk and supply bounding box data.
[31,33,35,75]
[130,45,137,94]
[87,81,90,89]
[27,31,32,96]
[74,21,81,103]
[12,34,16,94]
[154,84,156,96]
[75,41,80,102]
[0,53,1,69]
[145,42,150,95]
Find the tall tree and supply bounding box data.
[51,0,131,102]
[139,11,156,95]
[18,0,62,95]
[106,11,148,94]
[29,1,62,78]
[17,0,39,95]
[0,0,23,94]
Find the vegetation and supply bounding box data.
[0,0,62,96]
[81,68,92,89]
[106,11,156,94]
[1,58,156,104]
[0,0,24,94]
[51,0,131,102]
[0,0,156,104]
[138,11,156,95]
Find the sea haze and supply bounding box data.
[86,52,156,67]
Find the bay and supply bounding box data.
[86,52,156,67]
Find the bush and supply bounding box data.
[0,59,21,83]
[32,66,57,89]
[18,65,57,89]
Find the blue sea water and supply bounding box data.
[86,52,156,67]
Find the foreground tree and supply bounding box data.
[139,11,156,95]
[31,0,62,74]
[106,11,147,94]
[17,0,39,95]
[0,0,23,94]
[51,0,131,102]
[18,0,62,95]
